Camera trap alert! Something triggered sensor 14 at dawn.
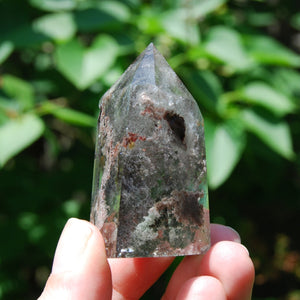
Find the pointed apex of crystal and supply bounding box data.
[103,43,197,109]
[132,43,156,85]
[91,44,210,258]
[144,42,155,52]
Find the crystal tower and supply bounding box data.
[91,43,210,258]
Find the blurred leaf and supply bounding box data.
[187,0,226,19]
[241,109,295,160]
[291,13,300,30]
[8,24,49,48]
[0,96,19,122]
[161,9,200,45]
[161,0,225,21]
[1,75,35,111]
[98,1,131,22]
[62,199,81,217]
[0,114,44,167]
[0,99,18,128]
[181,69,222,112]
[18,212,38,231]
[241,82,296,116]
[28,224,47,243]
[74,2,130,32]
[136,7,164,35]
[245,35,300,67]
[29,0,77,11]
[55,35,118,90]
[205,119,246,188]
[33,12,76,41]
[18,213,46,246]
[32,79,57,96]
[271,68,300,99]
[247,11,275,27]
[0,278,15,299]
[0,41,13,64]
[40,102,96,127]
[204,26,253,71]
[0,2,49,47]
[102,65,124,86]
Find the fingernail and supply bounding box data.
[226,226,241,243]
[52,218,93,274]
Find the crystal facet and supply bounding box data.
[90,43,210,258]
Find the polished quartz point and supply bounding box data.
[90,43,210,258]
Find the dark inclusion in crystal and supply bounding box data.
[90,43,210,258]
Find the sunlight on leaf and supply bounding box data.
[189,0,226,19]
[0,114,45,167]
[271,68,300,99]
[2,75,35,111]
[241,82,296,116]
[205,119,246,189]
[29,0,76,11]
[40,102,96,127]
[245,35,300,67]
[241,109,295,160]
[55,35,118,89]
[204,26,254,71]
[33,12,76,41]
[161,10,200,45]
[0,41,13,64]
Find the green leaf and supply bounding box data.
[102,66,124,86]
[55,35,118,90]
[271,68,300,99]
[0,114,44,167]
[33,12,76,41]
[0,41,13,64]
[29,0,76,12]
[97,1,131,22]
[62,200,81,217]
[2,75,35,111]
[40,102,96,127]
[0,96,19,116]
[204,26,253,71]
[291,13,300,30]
[247,11,275,27]
[7,24,49,48]
[181,69,222,112]
[245,35,300,67]
[241,109,295,160]
[74,3,130,33]
[163,0,225,21]
[205,119,246,189]
[0,96,18,125]
[136,7,164,35]
[161,10,200,45]
[187,0,226,19]
[241,82,296,116]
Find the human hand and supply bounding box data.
[38,218,254,300]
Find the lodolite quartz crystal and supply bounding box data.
[90,43,210,258]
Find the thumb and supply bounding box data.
[38,218,112,300]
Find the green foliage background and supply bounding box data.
[0,0,300,299]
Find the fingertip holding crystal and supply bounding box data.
[91,43,210,258]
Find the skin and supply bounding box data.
[38,218,255,300]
